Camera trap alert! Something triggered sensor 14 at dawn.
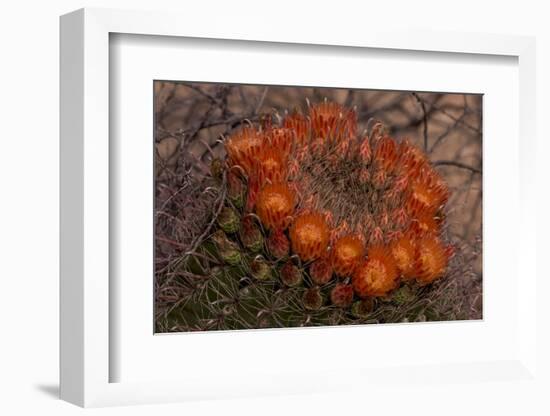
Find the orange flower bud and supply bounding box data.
[225,127,264,175]
[374,136,399,173]
[390,233,417,279]
[331,235,365,277]
[352,246,398,298]
[415,236,450,285]
[309,100,356,143]
[255,146,287,186]
[289,212,330,261]
[256,183,295,230]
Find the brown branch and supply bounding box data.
[430,112,467,153]
[255,86,269,114]
[184,83,221,105]
[433,160,481,174]
[412,92,429,151]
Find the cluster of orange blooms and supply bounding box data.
[224,101,453,299]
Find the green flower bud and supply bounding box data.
[211,229,229,246]
[240,217,263,253]
[391,285,415,305]
[211,230,242,266]
[330,283,354,308]
[210,157,224,181]
[280,262,303,287]
[351,298,375,319]
[220,244,242,266]
[309,258,333,285]
[303,286,323,311]
[266,230,289,260]
[217,206,240,234]
[227,171,245,208]
[251,258,272,281]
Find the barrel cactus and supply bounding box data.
[155,99,470,332]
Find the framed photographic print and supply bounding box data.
[60,7,540,409]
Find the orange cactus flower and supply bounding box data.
[331,235,365,277]
[245,177,260,212]
[256,183,295,230]
[266,127,294,158]
[399,139,428,176]
[406,175,449,217]
[309,136,326,156]
[352,246,399,298]
[309,101,356,143]
[423,169,449,204]
[374,136,399,173]
[390,234,417,279]
[428,173,450,207]
[359,136,372,164]
[290,212,330,261]
[255,146,287,186]
[415,236,449,285]
[225,126,265,175]
[411,211,439,236]
[283,111,309,146]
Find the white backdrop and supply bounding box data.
[1,1,548,415]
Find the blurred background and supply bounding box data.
[154,82,482,320]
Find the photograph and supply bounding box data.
[154,82,483,332]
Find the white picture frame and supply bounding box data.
[60,7,539,408]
